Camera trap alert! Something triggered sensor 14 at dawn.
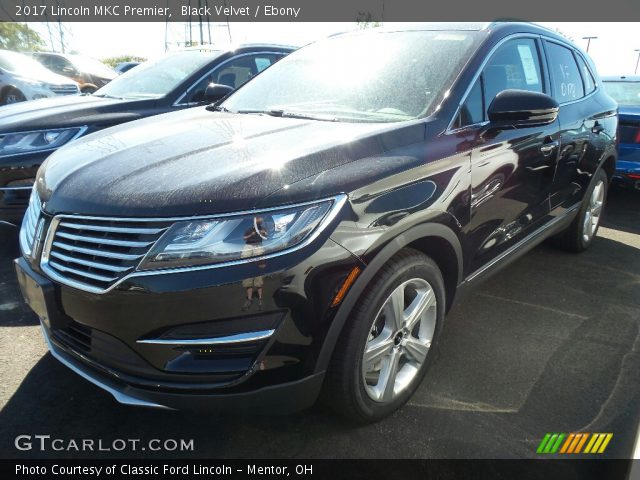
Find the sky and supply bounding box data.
[26,22,640,75]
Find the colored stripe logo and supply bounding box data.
[537,433,613,454]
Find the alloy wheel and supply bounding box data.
[582,179,605,243]
[362,278,437,403]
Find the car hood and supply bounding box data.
[38,108,425,217]
[0,95,155,132]
[29,68,78,86]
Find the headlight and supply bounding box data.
[138,196,346,271]
[0,127,85,157]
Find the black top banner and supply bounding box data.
[0,0,639,22]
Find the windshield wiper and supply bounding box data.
[206,104,231,112]
[236,109,338,122]
[93,93,125,100]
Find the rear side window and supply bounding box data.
[576,55,596,95]
[545,42,584,102]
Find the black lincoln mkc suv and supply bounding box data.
[15,22,617,422]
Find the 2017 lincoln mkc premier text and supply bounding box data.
[15,23,617,421]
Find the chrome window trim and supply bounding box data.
[0,186,33,191]
[446,33,600,133]
[172,51,286,107]
[39,194,348,295]
[0,126,88,159]
[446,33,540,133]
[137,329,275,346]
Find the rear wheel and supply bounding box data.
[323,248,445,422]
[554,168,608,252]
[1,88,26,105]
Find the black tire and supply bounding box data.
[1,87,26,105]
[553,168,608,253]
[323,248,445,423]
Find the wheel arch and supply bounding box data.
[0,84,21,99]
[599,151,617,182]
[315,222,463,373]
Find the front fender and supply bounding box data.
[316,220,463,373]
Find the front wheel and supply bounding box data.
[554,168,608,252]
[323,248,445,422]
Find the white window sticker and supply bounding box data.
[517,45,539,86]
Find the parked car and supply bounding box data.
[0,49,79,105]
[602,75,640,188]
[0,44,293,224]
[15,23,616,421]
[32,53,117,94]
[114,61,140,74]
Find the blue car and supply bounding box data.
[602,76,640,188]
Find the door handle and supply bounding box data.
[540,140,559,156]
[592,122,605,134]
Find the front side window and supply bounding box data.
[222,31,483,123]
[545,41,584,103]
[454,77,484,128]
[482,38,544,112]
[182,53,282,104]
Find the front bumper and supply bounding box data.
[15,221,363,410]
[40,319,325,412]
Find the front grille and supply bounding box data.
[18,189,41,256]
[43,216,172,292]
[48,84,79,95]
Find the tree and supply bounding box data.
[101,55,147,69]
[0,23,45,51]
[356,12,381,29]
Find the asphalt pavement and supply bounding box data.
[1,187,639,459]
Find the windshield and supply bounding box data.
[0,50,55,78]
[603,81,640,106]
[222,30,481,122]
[69,55,116,78]
[95,50,222,99]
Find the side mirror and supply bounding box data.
[204,83,234,103]
[487,89,559,128]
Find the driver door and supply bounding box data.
[456,37,560,275]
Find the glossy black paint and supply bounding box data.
[0,45,293,224]
[17,23,618,411]
[487,89,559,126]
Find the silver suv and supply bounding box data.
[0,50,79,105]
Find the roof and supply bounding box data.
[179,43,295,53]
